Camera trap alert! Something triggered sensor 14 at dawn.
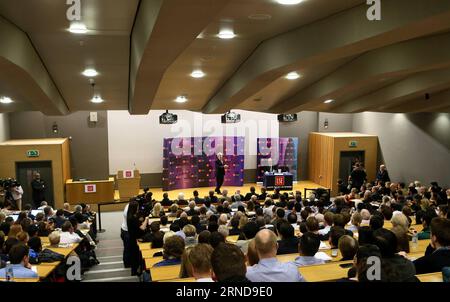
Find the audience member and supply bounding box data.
[246,229,304,282]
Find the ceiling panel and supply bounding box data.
[0,0,139,111]
[152,0,364,111]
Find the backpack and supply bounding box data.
[39,248,65,263]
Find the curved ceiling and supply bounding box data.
[1,0,450,115]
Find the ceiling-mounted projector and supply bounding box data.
[278,114,298,122]
[159,110,178,124]
[221,111,241,124]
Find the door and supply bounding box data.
[339,151,365,186]
[15,161,54,207]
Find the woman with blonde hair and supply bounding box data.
[238,215,248,231]
[391,212,410,231]
[8,224,23,238]
[16,231,29,244]
[151,202,163,218]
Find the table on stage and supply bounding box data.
[263,172,294,190]
[65,178,115,204]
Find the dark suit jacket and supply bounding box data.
[258,193,267,201]
[244,192,258,201]
[376,170,391,183]
[215,159,225,178]
[194,197,205,204]
[277,237,299,255]
[161,198,173,207]
[186,209,200,216]
[414,248,450,275]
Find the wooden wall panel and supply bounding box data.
[0,138,70,209]
[308,133,378,196]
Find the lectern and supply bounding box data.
[117,170,141,201]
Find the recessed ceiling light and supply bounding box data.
[91,95,104,104]
[218,29,236,39]
[277,0,304,5]
[324,99,335,104]
[0,97,13,104]
[69,23,88,34]
[82,68,98,77]
[248,14,272,21]
[285,72,301,80]
[175,95,188,103]
[191,70,205,78]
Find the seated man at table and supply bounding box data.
[185,201,200,216]
[193,190,204,205]
[294,232,326,267]
[258,187,267,201]
[52,209,67,229]
[244,187,258,202]
[205,191,218,204]
[329,226,346,250]
[60,221,82,244]
[48,231,61,248]
[154,235,185,267]
[211,243,249,282]
[63,203,73,218]
[189,243,214,282]
[246,229,305,282]
[338,235,359,261]
[160,193,173,207]
[231,194,246,209]
[417,208,438,240]
[372,228,417,282]
[0,244,38,279]
[414,217,450,274]
[277,222,299,255]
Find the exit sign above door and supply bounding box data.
[27,150,40,158]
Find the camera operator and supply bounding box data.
[10,181,24,211]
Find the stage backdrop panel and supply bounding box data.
[257,137,299,182]
[162,137,245,191]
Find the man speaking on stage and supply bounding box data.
[215,152,228,194]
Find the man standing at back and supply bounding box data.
[31,173,46,209]
[349,163,367,191]
[246,229,305,282]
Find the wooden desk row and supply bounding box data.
[146,239,431,282]
[0,242,79,282]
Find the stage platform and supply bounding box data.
[99,181,324,212]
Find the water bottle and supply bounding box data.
[5,261,14,282]
[412,232,418,250]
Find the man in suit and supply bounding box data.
[193,190,204,204]
[244,186,259,201]
[31,173,46,209]
[414,217,450,274]
[376,164,391,185]
[215,153,228,194]
[349,163,367,191]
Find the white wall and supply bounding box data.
[107,110,279,174]
[318,113,353,132]
[0,113,10,142]
[353,112,450,186]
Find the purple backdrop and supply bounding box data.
[256,137,299,182]
[162,137,245,191]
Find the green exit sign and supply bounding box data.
[349,141,358,148]
[27,150,40,158]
